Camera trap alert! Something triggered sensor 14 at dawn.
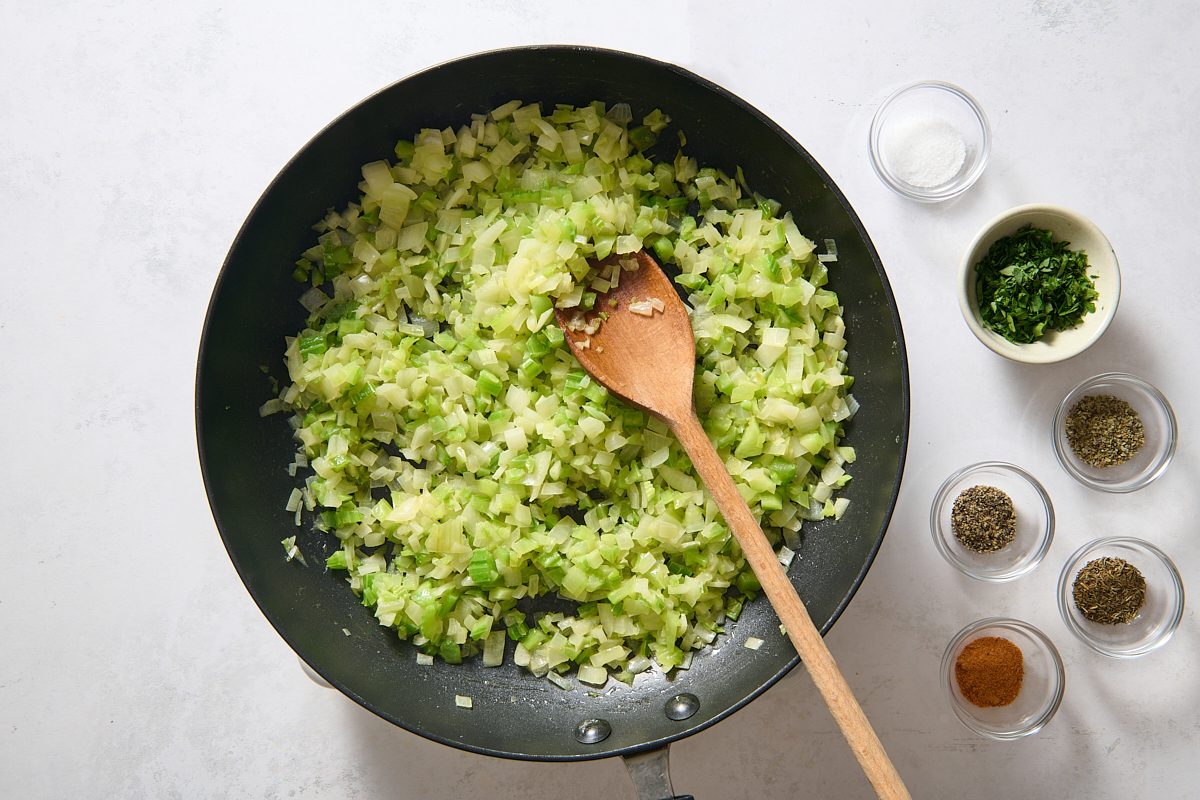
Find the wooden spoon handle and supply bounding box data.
[669,411,911,800]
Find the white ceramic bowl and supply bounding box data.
[959,204,1120,363]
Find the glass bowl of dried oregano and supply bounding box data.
[1053,372,1177,493]
[1057,537,1184,658]
[930,461,1055,581]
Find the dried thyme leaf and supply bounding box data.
[975,225,1099,344]
[1072,557,1146,624]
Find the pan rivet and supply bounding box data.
[574,718,611,744]
[664,693,699,721]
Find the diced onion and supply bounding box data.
[577,665,608,686]
[628,656,652,675]
[259,398,285,417]
[628,301,655,316]
[482,631,505,667]
[298,287,329,312]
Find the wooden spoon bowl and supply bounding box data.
[555,250,696,420]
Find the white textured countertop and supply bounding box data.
[2,2,1197,798]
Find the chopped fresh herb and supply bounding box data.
[974,225,1099,344]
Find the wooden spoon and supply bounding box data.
[556,250,910,800]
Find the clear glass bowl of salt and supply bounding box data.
[869,81,990,202]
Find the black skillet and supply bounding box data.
[196,46,909,798]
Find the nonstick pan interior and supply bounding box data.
[196,46,908,760]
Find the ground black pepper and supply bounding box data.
[1065,395,1145,468]
[951,485,1016,553]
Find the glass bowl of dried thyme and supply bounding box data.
[1053,372,1177,492]
[1058,537,1184,658]
[931,461,1054,581]
[942,617,1065,739]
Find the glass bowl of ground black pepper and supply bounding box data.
[1058,537,1185,658]
[1053,372,1177,492]
[942,617,1065,739]
[931,462,1054,581]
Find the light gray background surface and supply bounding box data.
[2,2,1197,798]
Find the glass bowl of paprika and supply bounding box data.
[942,617,1065,740]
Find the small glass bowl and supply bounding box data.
[930,462,1054,581]
[1057,537,1185,658]
[868,80,990,202]
[1053,372,1177,492]
[942,618,1065,740]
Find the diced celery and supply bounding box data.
[476,371,503,398]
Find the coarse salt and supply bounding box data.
[883,115,966,189]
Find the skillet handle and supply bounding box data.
[622,747,691,800]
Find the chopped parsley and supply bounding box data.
[975,225,1099,344]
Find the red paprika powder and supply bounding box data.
[955,636,1023,707]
